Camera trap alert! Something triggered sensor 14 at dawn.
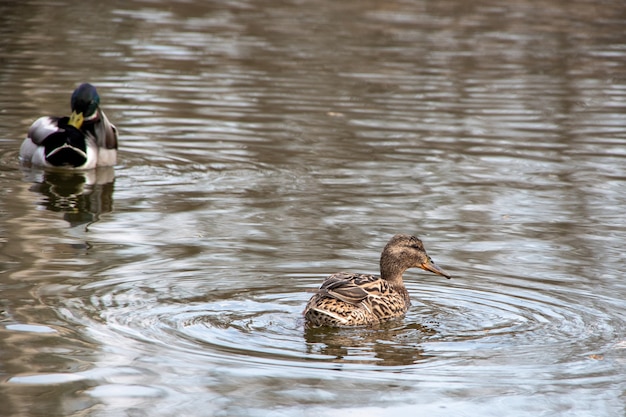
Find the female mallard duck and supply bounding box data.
[304,234,451,327]
[19,83,118,169]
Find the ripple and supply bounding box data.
[78,281,309,367]
[389,281,622,392]
[5,323,57,334]
[52,272,622,381]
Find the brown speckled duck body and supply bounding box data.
[304,234,451,327]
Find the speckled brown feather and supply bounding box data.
[304,272,410,326]
[303,234,451,328]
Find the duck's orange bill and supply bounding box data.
[421,260,451,279]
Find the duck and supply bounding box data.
[19,83,118,169]
[304,234,451,327]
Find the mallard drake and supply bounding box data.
[19,83,118,169]
[304,234,451,327]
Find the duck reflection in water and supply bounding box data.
[22,167,115,228]
[304,322,437,366]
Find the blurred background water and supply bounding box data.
[0,0,625,416]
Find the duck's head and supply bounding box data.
[380,234,451,281]
[68,83,101,130]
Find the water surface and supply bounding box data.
[0,0,625,416]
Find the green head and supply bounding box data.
[68,83,100,129]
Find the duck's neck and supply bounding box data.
[380,258,411,304]
[380,255,407,285]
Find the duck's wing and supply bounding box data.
[93,110,118,150]
[318,273,386,306]
[27,116,62,145]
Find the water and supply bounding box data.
[1,0,625,416]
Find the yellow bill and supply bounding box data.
[68,111,84,129]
